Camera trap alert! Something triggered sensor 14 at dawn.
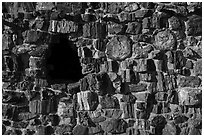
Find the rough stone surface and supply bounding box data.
[106,35,131,60]
[2,2,202,135]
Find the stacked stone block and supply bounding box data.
[2,2,202,135]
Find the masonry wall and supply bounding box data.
[2,2,202,135]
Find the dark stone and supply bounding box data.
[174,115,188,124]
[55,124,72,135]
[100,95,120,109]
[73,125,89,135]
[126,22,142,35]
[168,16,181,30]
[108,22,124,34]
[92,116,106,123]
[186,15,202,36]
[3,120,11,126]
[48,114,60,126]
[88,124,103,135]
[132,43,153,59]
[12,121,29,128]
[174,50,186,69]
[135,110,147,119]
[2,124,6,135]
[101,119,128,134]
[129,83,147,92]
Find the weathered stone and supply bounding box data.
[36,2,54,10]
[55,124,72,135]
[129,83,147,92]
[135,119,150,130]
[2,32,14,51]
[88,124,103,135]
[125,3,139,12]
[156,72,165,92]
[12,121,29,128]
[121,103,135,119]
[154,29,176,50]
[194,59,202,76]
[168,16,181,30]
[135,110,147,119]
[100,119,128,134]
[132,43,153,59]
[178,76,201,88]
[162,122,177,135]
[185,60,193,69]
[178,87,202,106]
[100,95,120,109]
[133,92,150,102]
[174,50,186,69]
[77,91,99,111]
[106,35,131,60]
[155,92,167,101]
[73,125,89,135]
[108,22,123,34]
[186,15,202,36]
[126,22,142,35]
[133,9,152,18]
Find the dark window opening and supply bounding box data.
[45,34,83,84]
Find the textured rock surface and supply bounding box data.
[2,2,202,135]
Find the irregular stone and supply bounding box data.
[88,124,103,135]
[55,124,72,135]
[108,22,124,34]
[178,76,201,88]
[132,43,153,59]
[106,35,131,60]
[77,91,99,111]
[57,20,78,33]
[133,92,150,102]
[162,122,177,135]
[2,32,14,51]
[133,9,152,18]
[100,95,120,109]
[150,115,166,127]
[125,3,139,12]
[174,50,186,69]
[129,83,147,92]
[135,102,147,110]
[100,119,128,134]
[139,72,157,82]
[126,22,142,35]
[142,17,151,29]
[73,125,89,135]
[156,72,165,92]
[155,92,167,101]
[173,115,188,124]
[186,15,202,36]
[36,2,55,10]
[135,119,150,130]
[185,60,193,69]
[154,29,176,50]
[178,87,202,106]
[121,103,134,119]
[135,110,148,119]
[12,121,29,128]
[194,59,202,76]
[92,116,106,123]
[168,16,181,30]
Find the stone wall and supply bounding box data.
[2,2,202,135]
